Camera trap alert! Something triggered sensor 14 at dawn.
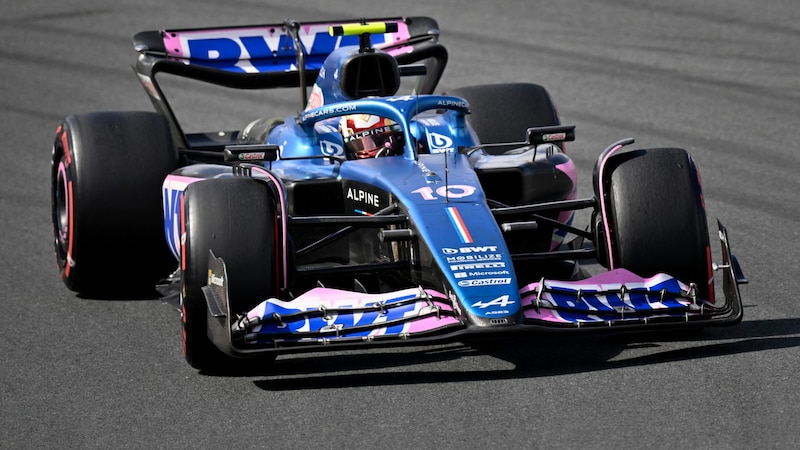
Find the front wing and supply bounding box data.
[203,222,744,357]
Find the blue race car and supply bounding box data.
[51,17,746,371]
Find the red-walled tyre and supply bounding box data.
[602,148,713,300]
[51,112,178,295]
[181,177,279,371]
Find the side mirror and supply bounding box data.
[223,144,280,162]
[526,125,576,146]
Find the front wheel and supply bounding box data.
[181,177,279,371]
[600,148,713,300]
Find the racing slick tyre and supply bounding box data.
[181,177,279,372]
[448,83,559,153]
[51,111,178,295]
[602,148,712,300]
[237,117,284,145]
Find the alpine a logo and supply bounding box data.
[472,294,515,309]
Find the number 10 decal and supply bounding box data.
[412,185,476,200]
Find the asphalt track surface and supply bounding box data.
[2,0,799,448]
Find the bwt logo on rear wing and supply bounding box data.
[160,21,411,73]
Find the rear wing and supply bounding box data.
[132,17,448,148]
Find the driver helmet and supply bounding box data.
[340,114,404,159]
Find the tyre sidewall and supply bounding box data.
[52,112,178,294]
[181,177,277,370]
[449,83,559,149]
[603,148,712,298]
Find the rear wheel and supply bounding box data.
[51,112,178,295]
[602,148,712,300]
[181,177,279,371]
[237,117,284,144]
[448,83,559,152]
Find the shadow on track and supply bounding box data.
[245,317,800,390]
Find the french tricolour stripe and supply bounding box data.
[445,207,473,244]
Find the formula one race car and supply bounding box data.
[51,17,747,371]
